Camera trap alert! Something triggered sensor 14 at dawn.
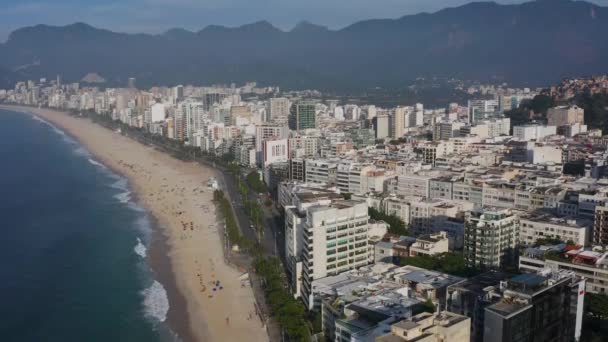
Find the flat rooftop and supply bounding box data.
[448,271,511,294]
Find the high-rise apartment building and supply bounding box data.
[173,85,184,102]
[375,114,390,139]
[464,208,518,269]
[298,200,370,309]
[268,97,290,122]
[289,100,316,131]
[468,99,499,124]
[390,107,406,139]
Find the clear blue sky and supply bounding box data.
[0,0,606,41]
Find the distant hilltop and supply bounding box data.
[0,0,607,90]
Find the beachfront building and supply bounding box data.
[283,183,343,297]
[297,200,371,310]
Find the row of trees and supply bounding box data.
[236,174,266,241]
[213,190,251,249]
[247,171,268,194]
[254,257,310,341]
[368,207,409,236]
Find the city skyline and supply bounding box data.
[2,0,607,42]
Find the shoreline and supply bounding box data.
[1,105,268,342]
[2,105,200,342]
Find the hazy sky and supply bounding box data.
[0,0,606,41]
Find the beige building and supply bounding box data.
[376,311,470,342]
[409,232,450,257]
[391,107,406,138]
[230,105,251,125]
[547,105,584,126]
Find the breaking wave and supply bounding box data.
[141,280,170,323]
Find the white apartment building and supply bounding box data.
[417,141,454,166]
[409,199,459,235]
[255,124,288,153]
[396,174,432,198]
[305,159,338,185]
[336,162,386,195]
[519,212,592,246]
[284,189,342,298]
[464,118,510,139]
[464,208,519,269]
[468,99,498,123]
[433,121,466,141]
[529,144,562,164]
[300,200,370,310]
[376,114,390,139]
[409,231,450,257]
[262,138,289,167]
[513,124,557,141]
[150,102,166,123]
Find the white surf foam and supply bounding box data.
[114,190,132,203]
[134,237,147,258]
[30,114,76,144]
[110,177,128,190]
[87,158,107,169]
[142,280,170,322]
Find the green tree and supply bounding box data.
[576,93,608,132]
[529,94,555,115]
[247,171,268,193]
[400,252,478,277]
[368,207,409,235]
[504,94,555,128]
[255,257,311,341]
[587,293,608,320]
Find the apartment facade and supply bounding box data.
[464,208,518,269]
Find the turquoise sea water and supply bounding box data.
[0,109,175,342]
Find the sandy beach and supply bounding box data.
[2,105,268,342]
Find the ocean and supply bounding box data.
[0,109,176,341]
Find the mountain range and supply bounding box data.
[0,0,607,91]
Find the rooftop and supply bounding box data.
[447,271,510,295]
